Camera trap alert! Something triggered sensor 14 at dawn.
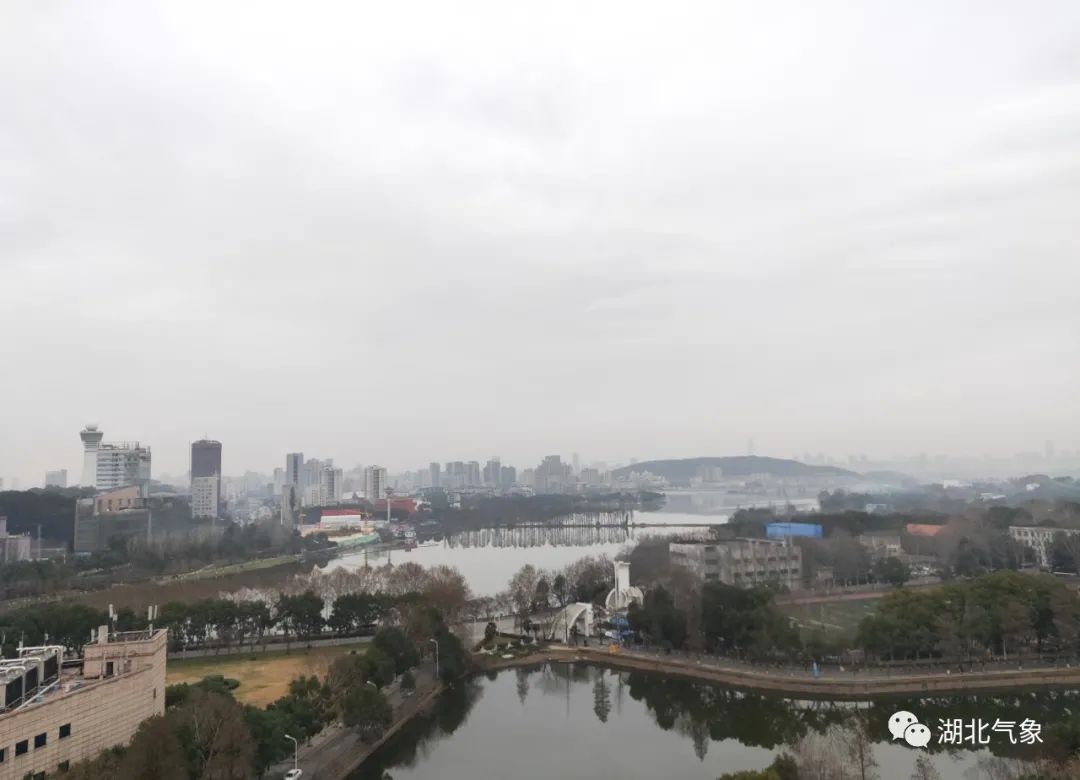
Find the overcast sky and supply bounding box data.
[2,1,1079,484]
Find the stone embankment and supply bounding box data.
[481,645,1080,697]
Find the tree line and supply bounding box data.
[857,570,1080,662]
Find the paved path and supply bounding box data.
[484,645,1080,697]
[268,663,441,780]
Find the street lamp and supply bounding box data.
[284,734,298,773]
[429,638,439,680]
[365,680,377,689]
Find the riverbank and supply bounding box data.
[269,663,444,780]
[479,645,1080,697]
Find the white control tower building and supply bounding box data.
[79,424,104,488]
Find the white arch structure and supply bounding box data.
[544,602,594,641]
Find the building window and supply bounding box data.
[0,747,5,762]
[15,740,28,756]
[34,733,47,749]
[59,723,71,739]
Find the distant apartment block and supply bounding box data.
[364,466,387,503]
[190,476,221,519]
[44,470,67,488]
[1009,525,1080,569]
[670,538,802,590]
[0,627,166,780]
[319,465,343,505]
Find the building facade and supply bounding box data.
[319,465,344,505]
[0,518,32,563]
[190,476,221,520]
[74,488,151,554]
[190,440,222,519]
[364,466,386,503]
[1009,525,1080,569]
[44,470,67,489]
[94,443,151,491]
[285,453,304,489]
[0,628,166,780]
[859,531,903,560]
[670,538,803,590]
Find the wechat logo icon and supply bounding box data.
[889,711,931,748]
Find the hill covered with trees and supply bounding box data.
[611,456,857,482]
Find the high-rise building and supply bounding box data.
[45,469,68,488]
[190,440,222,519]
[535,455,571,493]
[286,453,304,488]
[572,452,580,475]
[319,465,344,505]
[429,462,441,489]
[483,458,501,487]
[95,442,151,491]
[499,465,517,489]
[280,483,300,530]
[79,424,104,487]
[466,461,481,486]
[191,440,222,480]
[364,466,387,502]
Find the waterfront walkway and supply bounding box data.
[483,644,1080,697]
[268,663,442,780]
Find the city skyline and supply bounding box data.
[5,421,1080,490]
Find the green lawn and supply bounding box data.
[780,598,879,641]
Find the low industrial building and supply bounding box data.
[858,531,903,560]
[670,538,802,590]
[0,627,166,780]
[0,517,32,563]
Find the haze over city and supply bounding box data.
[3,1,1080,484]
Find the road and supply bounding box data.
[269,663,441,780]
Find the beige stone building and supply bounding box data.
[0,628,166,780]
[670,537,802,590]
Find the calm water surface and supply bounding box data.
[325,511,720,595]
[348,664,1064,780]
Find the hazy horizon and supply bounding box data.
[3,1,1079,485]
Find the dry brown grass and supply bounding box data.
[166,643,365,706]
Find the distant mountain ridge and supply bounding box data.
[611,456,858,481]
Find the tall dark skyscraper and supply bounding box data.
[191,440,223,478]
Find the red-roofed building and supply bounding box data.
[375,498,418,516]
[906,523,945,537]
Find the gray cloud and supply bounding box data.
[2,1,1079,483]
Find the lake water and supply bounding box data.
[352,664,1065,780]
[324,511,723,596]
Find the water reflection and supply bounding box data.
[444,525,637,549]
[352,665,1065,780]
